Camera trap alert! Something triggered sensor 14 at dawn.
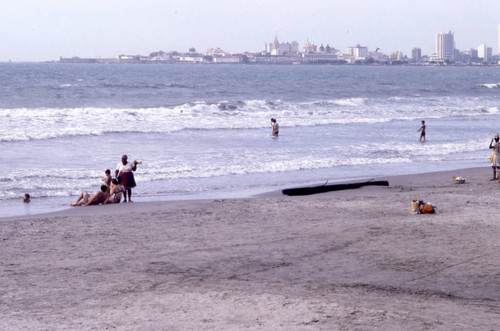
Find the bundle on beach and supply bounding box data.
[282,180,389,196]
[411,197,438,214]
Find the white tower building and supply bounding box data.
[436,31,455,61]
[478,44,492,63]
[498,24,500,55]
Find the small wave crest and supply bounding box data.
[479,83,500,89]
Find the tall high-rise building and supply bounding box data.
[478,44,492,63]
[411,48,422,62]
[436,31,455,61]
[498,24,500,55]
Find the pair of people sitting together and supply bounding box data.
[70,178,125,207]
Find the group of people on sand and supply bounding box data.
[70,154,140,207]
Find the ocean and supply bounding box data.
[1,63,500,217]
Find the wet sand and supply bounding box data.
[0,167,499,330]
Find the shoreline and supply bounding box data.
[1,166,489,222]
[1,165,498,329]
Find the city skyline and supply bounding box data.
[1,0,500,62]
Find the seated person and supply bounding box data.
[104,178,126,204]
[70,185,109,206]
[101,169,112,192]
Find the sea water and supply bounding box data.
[1,63,500,217]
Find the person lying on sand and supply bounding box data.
[104,178,126,204]
[70,185,109,207]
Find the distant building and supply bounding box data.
[390,51,406,62]
[478,44,493,63]
[264,36,299,55]
[212,55,244,64]
[302,53,338,63]
[368,51,389,62]
[347,44,368,59]
[457,50,471,64]
[303,39,317,53]
[411,48,422,62]
[205,48,228,56]
[468,48,478,59]
[179,55,206,63]
[436,31,455,61]
[254,55,300,64]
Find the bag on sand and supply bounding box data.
[420,203,435,214]
[411,200,420,212]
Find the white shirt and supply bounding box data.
[117,161,134,172]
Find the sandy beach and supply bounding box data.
[0,167,499,330]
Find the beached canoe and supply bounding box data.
[282,180,389,196]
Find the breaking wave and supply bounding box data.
[479,83,500,89]
[1,95,498,142]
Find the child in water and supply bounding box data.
[23,194,30,203]
[418,120,426,142]
[271,118,279,136]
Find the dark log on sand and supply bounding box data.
[282,180,389,196]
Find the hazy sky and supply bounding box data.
[2,0,499,61]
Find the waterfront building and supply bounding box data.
[429,53,440,62]
[205,48,228,56]
[302,53,338,63]
[254,55,300,64]
[212,55,244,64]
[411,48,422,62]
[179,55,206,63]
[347,44,368,59]
[478,44,492,63]
[303,39,317,53]
[436,31,455,61]
[468,48,478,59]
[498,24,500,55]
[368,51,389,62]
[265,37,299,55]
[390,51,406,62]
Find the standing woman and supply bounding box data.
[489,134,500,180]
[115,154,138,202]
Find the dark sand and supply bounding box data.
[0,168,498,330]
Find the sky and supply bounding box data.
[1,0,499,61]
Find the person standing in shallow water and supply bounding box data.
[271,118,279,136]
[115,154,138,202]
[418,120,426,142]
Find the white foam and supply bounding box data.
[1,95,499,142]
[479,83,500,89]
